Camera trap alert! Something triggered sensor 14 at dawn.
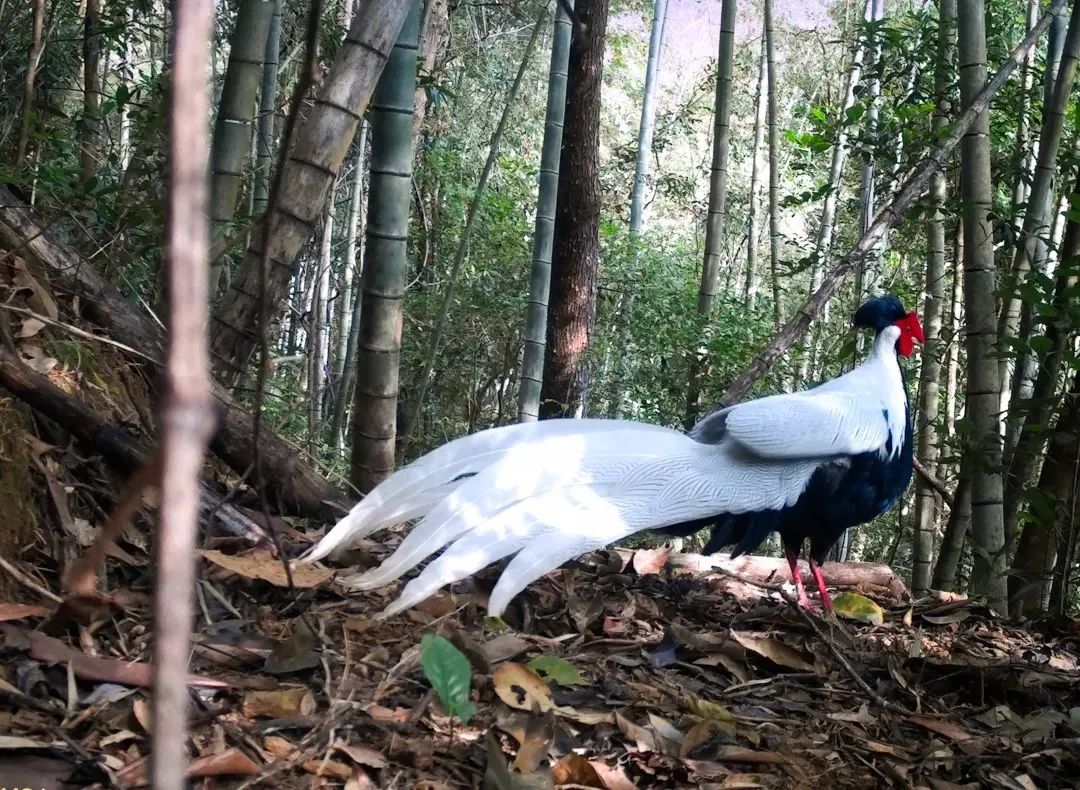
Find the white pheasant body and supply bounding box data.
[304,304,920,617]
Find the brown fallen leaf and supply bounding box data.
[493,663,554,712]
[632,547,670,575]
[303,759,354,779]
[0,603,52,622]
[483,632,532,664]
[334,740,389,770]
[730,630,818,673]
[13,258,60,320]
[909,714,972,742]
[512,709,554,773]
[587,760,636,790]
[0,624,227,688]
[263,617,321,674]
[189,747,261,778]
[243,687,316,718]
[200,549,334,588]
[551,754,604,786]
[263,735,298,759]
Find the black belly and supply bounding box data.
[657,420,914,563]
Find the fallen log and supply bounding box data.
[0,184,348,518]
[0,345,265,543]
[668,552,909,600]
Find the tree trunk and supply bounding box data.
[80,0,102,183]
[697,0,736,314]
[957,0,1007,613]
[252,0,283,217]
[350,3,420,493]
[15,0,46,168]
[402,10,546,442]
[1010,0,1039,245]
[945,219,963,438]
[912,0,956,596]
[519,2,573,423]
[744,33,767,306]
[1011,370,1080,617]
[207,0,276,290]
[539,0,610,419]
[765,0,781,328]
[717,0,1062,412]
[1001,0,1080,454]
[330,123,369,449]
[211,0,414,385]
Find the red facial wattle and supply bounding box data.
[893,312,925,357]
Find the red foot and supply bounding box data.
[808,557,833,612]
[784,546,813,610]
[785,548,833,612]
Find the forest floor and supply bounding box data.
[2,523,1079,790]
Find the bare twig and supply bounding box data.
[63,447,162,596]
[150,0,216,786]
[0,554,62,604]
[0,302,160,363]
[913,457,954,506]
[781,588,912,715]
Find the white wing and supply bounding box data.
[719,389,890,459]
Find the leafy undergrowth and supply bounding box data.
[1,532,1079,789]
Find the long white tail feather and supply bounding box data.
[304,419,677,562]
[378,485,621,618]
[363,442,821,615]
[339,431,691,589]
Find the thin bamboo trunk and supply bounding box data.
[15,0,46,168]
[350,3,420,493]
[80,0,102,183]
[403,10,545,441]
[1010,0,1039,244]
[1003,166,1080,554]
[208,0,276,290]
[309,187,335,441]
[697,0,737,314]
[945,220,963,437]
[609,0,667,418]
[797,0,868,381]
[912,0,955,596]
[253,0,283,217]
[853,0,884,332]
[628,0,667,234]
[518,2,573,422]
[330,124,369,449]
[744,34,768,306]
[765,0,781,328]
[956,0,1007,613]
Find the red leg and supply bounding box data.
[784,546,812,609]
[808,558,833,612]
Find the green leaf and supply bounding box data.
[420,634,476,724]
[831,592,884,625]
[527,655,584,686]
